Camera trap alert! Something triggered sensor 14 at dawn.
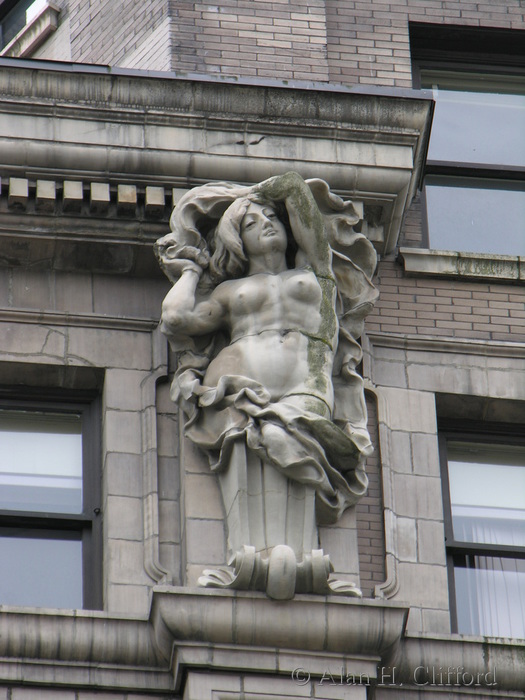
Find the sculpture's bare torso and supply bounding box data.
[203,268,337,415]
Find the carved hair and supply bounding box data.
[209,197,252,283]
[209,196,291,283]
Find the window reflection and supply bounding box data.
[448,442,525,547]
[0,530,83,608]
[425,178,525,257]
[428,89,525,167]
[446,440,525,638]
[0,411,82,514]
[455,557,525,638]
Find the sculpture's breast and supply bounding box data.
[230,278,271,316]
[283,270,321,305]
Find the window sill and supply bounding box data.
[399,247,525,282]
[0,3,59,58]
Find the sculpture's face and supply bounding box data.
[240,202,287,256]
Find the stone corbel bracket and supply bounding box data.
[151,586,409,690]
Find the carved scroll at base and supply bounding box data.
[198,545,362,601]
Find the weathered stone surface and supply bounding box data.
[117,183,137,214]
[157,172,377,598]
[145,186,165,217]
[90,182,110,214]
[104,410,143,454]
[379,387,437,434]
[62,180,83,212]
[393,474,443,521]
[8,177,28,209]
[36,180,56,212]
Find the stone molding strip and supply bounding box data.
[399,247,525,283]
[365,330,525,359]
[0,308,158,332]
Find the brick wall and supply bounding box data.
[168,0,329,80]
[326,0,525,87]
[68,0,168,65]
[55,1,525,82]
[119,17,171,71]
[367,260,525,344]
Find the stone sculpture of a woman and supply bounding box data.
[156,172,377,599]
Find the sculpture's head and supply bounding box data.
[210,197,291,282]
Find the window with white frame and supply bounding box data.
[440,432,525,638]
[0,395,102,609]
[411,23,525,259]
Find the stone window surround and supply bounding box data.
[363,330,525,635]
[0,1,59,58]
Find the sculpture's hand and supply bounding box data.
[156,243,209,283]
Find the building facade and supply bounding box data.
[0,1,524,698]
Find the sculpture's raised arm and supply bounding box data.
[254,171,332,277]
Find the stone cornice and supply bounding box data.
[0,61,433,255]
[0,308,159,331]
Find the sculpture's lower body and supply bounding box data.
[179,372,368,599]
[198,444,361,599]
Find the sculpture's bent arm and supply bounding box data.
[160,268,227,336]
[255,172,332,276]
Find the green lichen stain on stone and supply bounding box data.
[305,278,337,406]
[316,276,338,344]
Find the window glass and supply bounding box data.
[445,437,525,638]
[0,530,83,608]
[425,177,525,257]
[0,411,82,514]
[447,442,525,547]
[427,89,525,168]
[454,556,525,638]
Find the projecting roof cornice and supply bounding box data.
[0,59,433,256]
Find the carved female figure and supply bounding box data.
[156,172,377,598]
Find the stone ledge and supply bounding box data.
[0,3,59,58]
[365,331,525,359]
[0,592,523,693]
[399,247,525,282]
[151,586,409,659]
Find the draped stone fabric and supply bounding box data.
[160,173,377,535]
[174,368,369,525]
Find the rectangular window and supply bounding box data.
[424,176,525,257]
[0,396,101,609]
[441,435,525,638]
[411,24,525,260]
[424,76,525,168]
